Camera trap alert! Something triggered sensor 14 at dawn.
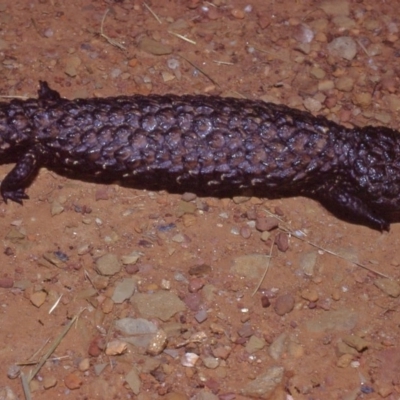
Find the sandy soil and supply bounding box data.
[1,1,400,399]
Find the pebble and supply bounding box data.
[327,36,357,60]
[300,288,319,302]
[30,291,47,308]
[64,372,83,389]
[51,201,64,215]
[43,376,57,389]
[78,358,90,372]
[305,309,358,332]
[240,226,251,238]
[374,278,400,297]
[255,217,279,232]
[245,335,266,353]
[194,309,208,323]
[342,334,369,352]
[0,278,13,288]
[231,9,245,19]
[64,55,81,77]
[131,291,186,321]
[181,192,196,202]
[7,365,20,379]
[125,368,141,395]
[337,353,353,368]
[112,278,136,303]
[188,277,205,293]
[275,233,289,252]
[269,333,288,360]
[212,345,231,360]
[181,352,199,367]
[95,253,122,276]
[147,329,168,355]
[299,251,318,276]
[88,336,104,357]
[241,366,284,399]
[274,293,295,316]
[105,340,127,355]
[231,254,271,280]
[189,264,211,276]
[138,37,172,55]
[202,356,219,369]
[121,251,141,265]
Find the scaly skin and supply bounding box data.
[1,81,400,230]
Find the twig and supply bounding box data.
[100,9,126,50]
[178,54,220,87]
[143,2,162,24]
[168,31,196,45]
[263,209,391,279]
[252,241,274,296]
[28,309,85,382]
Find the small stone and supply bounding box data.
[147,329,168,356]
[300,288,319,302]
[275,232,289,252]
[125,368,141,395]
[181,352,199,367]
[240,226,251,239]
[212,345,231,360]
[327,36,357,60]
[43,376,57,389]
[231,8,245,19]
[342,335,369,352]
[121,251,141,265]
[0,278,13,288]
[105,340,127,356]
[51,201,64,216]
[245,335,266,353]
[64,372,83,389]
[30,291,47,308]
[88,336,104,357]
[194,309,208,323]
[274,293,295,316]
[335,76,354,92]
[337,353,353,368]
[202,356,219,369]
[188,264,212,276]
[255,217,279,232]
[188,277,205,293]
[7,365,20,379]
[182,192,197,201]
[78,358,90,371]
[95,253,122,276]
[241,366,284,399]
[64,55,82,77]
[138,37,172,55]
[374,278,400,297]
[261,295,270,308]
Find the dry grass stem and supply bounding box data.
[49,294,63,314]
[143,2,162,24]
[28,310,85,382]
[263,209,391,279]
[168,31,196,44]
[100,9,126,50]
[252,241,274,296]
[178,54,220,86]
